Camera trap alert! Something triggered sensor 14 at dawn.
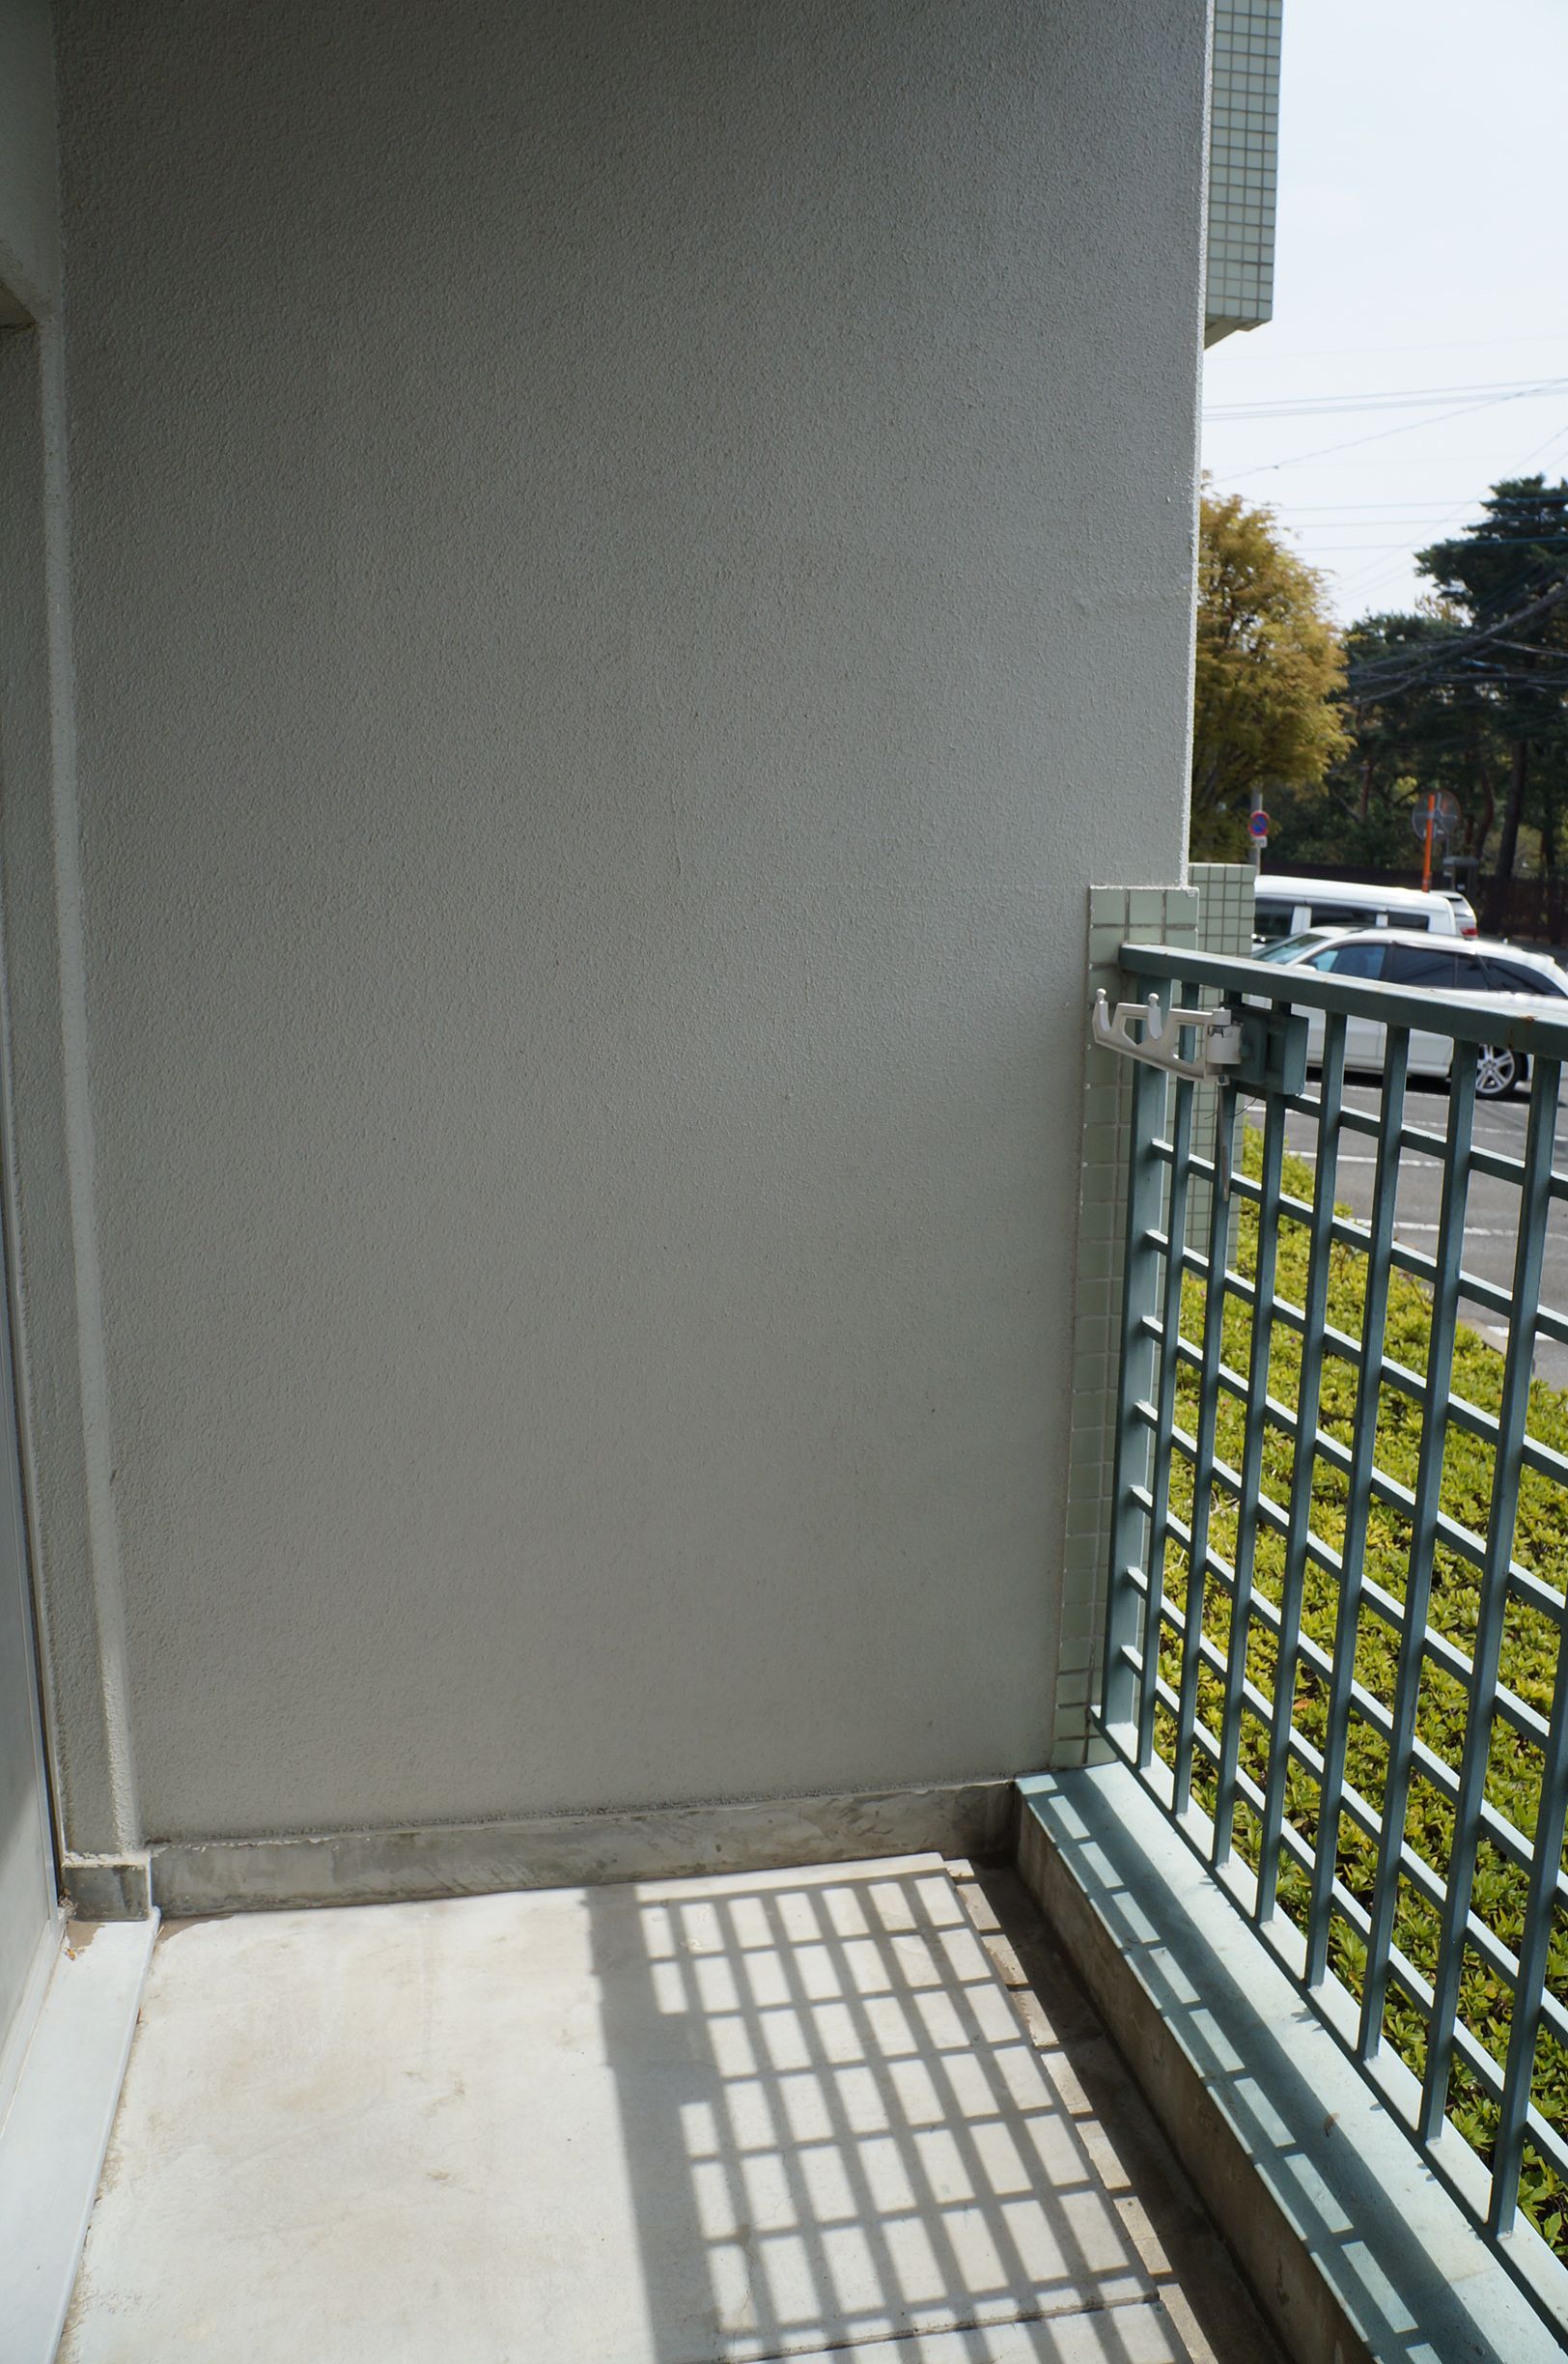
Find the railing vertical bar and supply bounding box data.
[1136,1066,1199,1768]
[1213,1086,1288,1871]
[1102,1042,1168,1737]
[1304,1027,1411,1987]
[1490,1618,1568,2233]
[1358,1041,1478,2058]
[1419,1055,1562,2148]
[1173,1082,1240,1813]
[1256,1011,1348,1924]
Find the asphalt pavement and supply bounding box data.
[1262,1080,1568,1390]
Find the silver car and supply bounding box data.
[1258,926,1568,1099]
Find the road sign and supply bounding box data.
[1247,809,1270,841]
[1413,788,1462,889]
[1411,790,1461,844]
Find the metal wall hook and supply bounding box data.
[1090,989,1244,1084]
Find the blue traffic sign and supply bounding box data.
[1247,809,1270,840]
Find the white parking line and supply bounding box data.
[1396,1224,1514,1236]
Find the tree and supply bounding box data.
[1257,478,1568,913]
[1190,488,1349,859]
[1282,604,1502,873]
[1414,477,1568,927]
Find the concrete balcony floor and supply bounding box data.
[60,1854,1281,2364]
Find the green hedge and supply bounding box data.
[1161,1130,1568,2250]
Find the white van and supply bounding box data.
[1252,872,1475,945]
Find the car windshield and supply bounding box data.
[1256,931,1336,964]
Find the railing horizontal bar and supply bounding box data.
[1098,1710,1568,2246]
[1106,958,1568,2272]
[1138,1289,1568,1495]
[1524,2108,1568,2197]
[1149,1664,1542,2033]
[1420,1061,1561,2148]
[1151,1175,1568,1348]
[1136,1686,1531,2118]
[1321,1216,1568,1345]
[1193,1789,1533,2144]
[1172,1077,1241,1814]
[1119,1580,1568,1918]
[1146,1306,1568,1502]
[1275,1082,1568,1188]
[1139,1305,1568,1617]
[1376,1954,1568,2159]
[1169,1615,1568,2044]
[1120,942,1568,1057]
[1128,1405,1568,1719]
[1136,1068,1198,1771]
[1103,1043,1165,1741]
[1274,1094,1568,1198]
[1200,1677,1568,2058]
[1212,1084,1291,1878]
[1193,1469,1550,1747]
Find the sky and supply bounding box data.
[1200,0,1568,627]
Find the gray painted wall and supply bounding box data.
[36,0,1207,1847]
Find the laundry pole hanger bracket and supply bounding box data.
[1090,991,1242,1084]
[1089,988,1309,1097]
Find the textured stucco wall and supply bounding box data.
[42,0,1209,1845]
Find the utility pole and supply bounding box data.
[1421,792,1436,893]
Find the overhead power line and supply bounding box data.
[1307,533,1568,554]
[1206,375,1568,422]
[1333,425,1568,608]
[1210,381,1568,484]
[1345,576,1568,708]
[1232,332,1568,365]
[1283,494,1568,516]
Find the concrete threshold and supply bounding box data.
[0,1916,158,2364]
[1017,1765,1567,2364]
[59,1850,1278,2362]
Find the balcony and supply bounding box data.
[0,6,1554,2353]
[10,932,1568,2364]
[47,1855,1284,2364]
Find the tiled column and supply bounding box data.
[1185,862,1258,1253]
[1050,883,1198,1768]
[1050,867,1256,1765]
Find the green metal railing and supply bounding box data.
[1098,942,1568,2319]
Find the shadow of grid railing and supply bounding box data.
[1098,942,1568,2332]
[586,1863,1169,2359]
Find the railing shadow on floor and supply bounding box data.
[586,1857,1198,2362]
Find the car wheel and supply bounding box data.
[1475,1045,1525,1100]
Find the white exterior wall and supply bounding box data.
[31,0,1209,1849]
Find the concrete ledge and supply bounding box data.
[1016,1765,1567,2364]
[149,1779,1014,1916]
[60,1852,152,1922]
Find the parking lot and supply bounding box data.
[1266,1080,1568,1391]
